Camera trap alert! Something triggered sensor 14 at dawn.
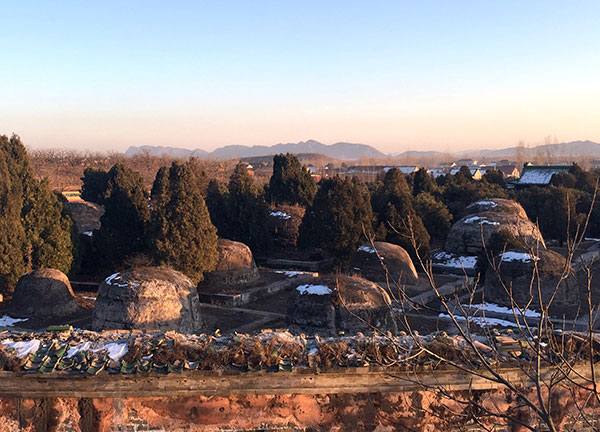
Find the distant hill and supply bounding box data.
[457,140,600,160]
[125,139,386,160]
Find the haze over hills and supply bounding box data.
[126,140,600,162]
[394,141,600,161]
[125,139,386,160]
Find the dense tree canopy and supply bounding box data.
[225,163,271,254]
[371,169,430,258]
[299,176,374,263]
[148,162,218,282]
[0,134,76,292]
[80,168,108,204]
[269,153,317,206]
[94,163,150,270]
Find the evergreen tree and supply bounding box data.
[0,152,27,293]
[414,192,453,246]
[299,176,374,263]
[412,168,437,196]
[269,153,317,206]
[371,168,430,257]
[150,166,169,207]
[205,179,230,236]
[148,162,218,282]
[94,163,150,269]
[80,168,108,204]
[21,178,75,274]
[226,163,271,253]
[0,135,75,284]
[482,169,506,187]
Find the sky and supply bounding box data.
[1,1,599,154]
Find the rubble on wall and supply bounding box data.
[0,327,594,376]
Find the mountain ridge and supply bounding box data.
[126,140,600,161]
[125,139,386,160]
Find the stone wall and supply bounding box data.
[0,367,598,432]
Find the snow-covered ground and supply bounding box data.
[461,302,540,318]
[274,270,314,278]
[501,251,539,263]
[433,252,478,269]
[296,284,332,295]
[0,315,28,327]
[438,313,519,328]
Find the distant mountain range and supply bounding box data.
[125,139,386,160]
[125,139,600,162]
[395,140,600,161]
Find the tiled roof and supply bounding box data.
[518,166,571,185]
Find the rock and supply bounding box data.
[92,267,202,333]
[64,201,104,234]
[202,239,259,285]
[445,198,545,256]
[485,249,577,312]
[286,274,398,336]
[268,205,305,248]
[8,269,79,318]
[349,242,418,285]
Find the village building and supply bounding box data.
[449,166,483,180]
[513,164,572,187]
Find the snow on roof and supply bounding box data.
[450,167,481,176]
[518,166,571,185]
[296,284,332,295]
[1,339,41,358]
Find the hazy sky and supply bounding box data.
[1,1,599,154]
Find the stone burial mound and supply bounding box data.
[445,198,545,256]
[484,249,578,313]
[268,205,305,248]
[8,268,80,319]
[286,274,398,336]
[348,241,418,285]
[201,239,259,286]
[64,200,104,234]
[92,267,203,333]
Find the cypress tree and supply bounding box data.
[80,168,108,204]
[412,168,437,196]
[0,134,75,286]
[269,153,317,206]
[21,178,75,274]
[94,163,150,269]
[148,162,218,282]
[150,166,169,207]
[0,153,27,293]
[299,176,374,263]
[226,163,271,254]
[205,179,230,236]
[371,168,430,257]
